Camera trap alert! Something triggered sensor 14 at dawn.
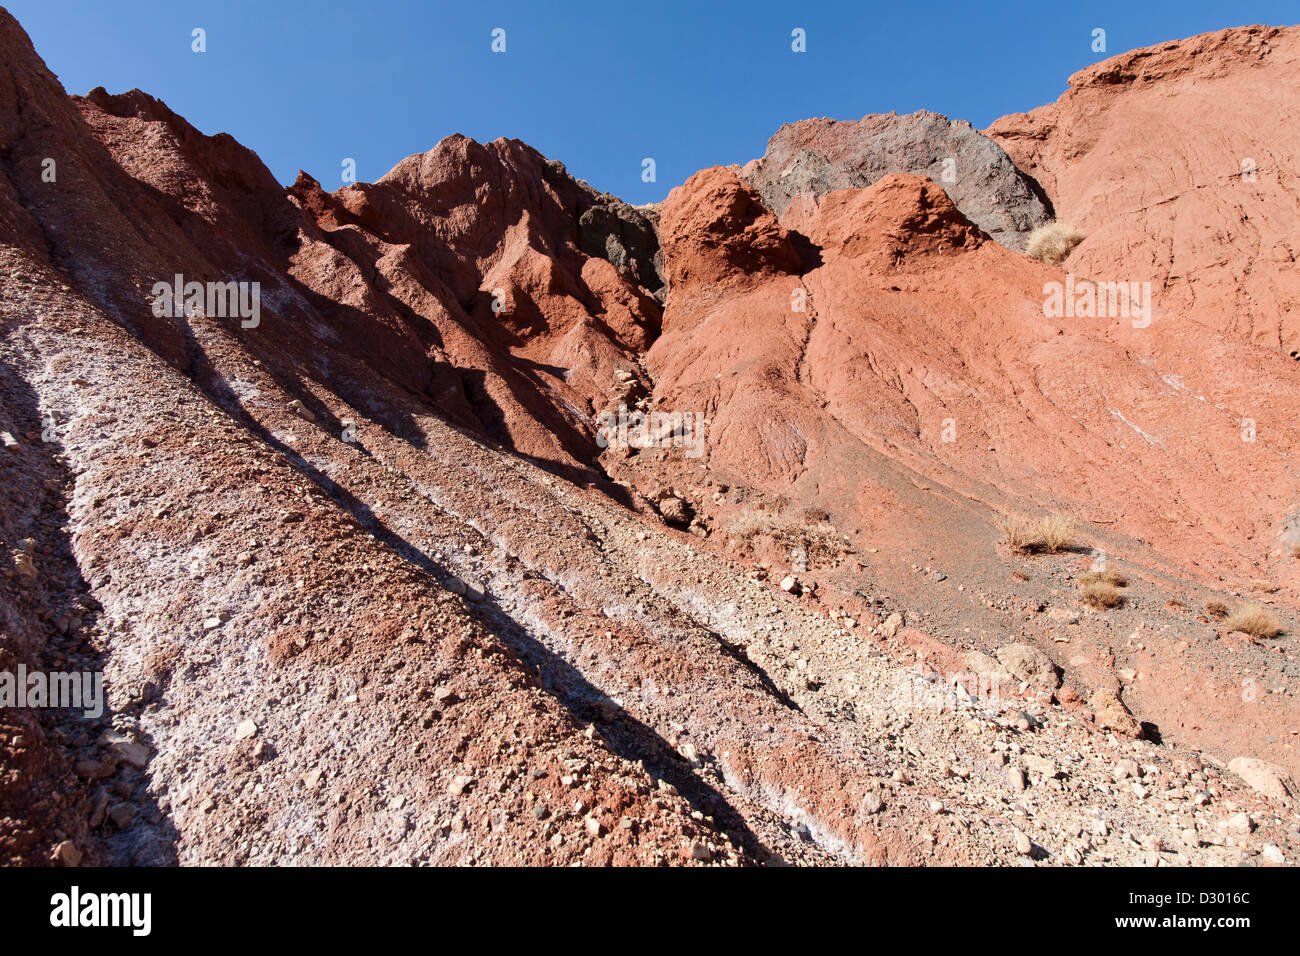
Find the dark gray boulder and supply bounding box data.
[744,110,1053,251]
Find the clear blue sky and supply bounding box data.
[6,0,1295,203]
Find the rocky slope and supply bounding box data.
[1,6,1298,867]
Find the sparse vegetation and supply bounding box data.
[729,506,848,564]
[1038,514,1077,553]
[997,514,1038,553]
[997,513,1076,554]
[1025,221,1086,265]
[1079,567,1127,588]
[1205,600,1229,619]
[1081,579,1124,609]
[1224,603,1283,638]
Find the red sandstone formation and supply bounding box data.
[2,7,1298,867]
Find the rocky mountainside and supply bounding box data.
[1,7,1298,867]
[988,25,1300,349]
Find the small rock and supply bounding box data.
[1091,688,1142,737]
[1057,686,1082,705]
[657,496,692,527]
[449,774,476,796]
[1226,757,1296,803]
[107,803,136,829]
[75,757,116,780]
[1013,830,1033,855]
[679,742,701,766]
[1113,758,1140,780]
[1225,812,1255,834]
[1007,767,1027,792]
[109,741,149,769]
[52,840,82,867]
[996,643,1061,688]
[88,791,109,828]
[1024,755,1057,779]
[233,719,258,740]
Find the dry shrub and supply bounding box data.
[1079,567,1126,588]
[1224,604,1283,639]
[1037,514,1077,553]
[728,508,773,542]
[997,514,1038,554]
[1081,580,1123,609]
[1204,600,1229,619]
[1025,221,1086,265]
[997,513,1075,554]
[729,506,846,564]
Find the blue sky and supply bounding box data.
[7,1,1295,202]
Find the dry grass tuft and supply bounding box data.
[1037,514,1077,553]
[729,506,847,564]
[1079,567,1127,588]
[1081,580,1123,609]
[997,514,1038,554]
[1205,600,1229,619]
[998,513,1076,554]
[1025,221,1086,265]
[1224,604,1283,639]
